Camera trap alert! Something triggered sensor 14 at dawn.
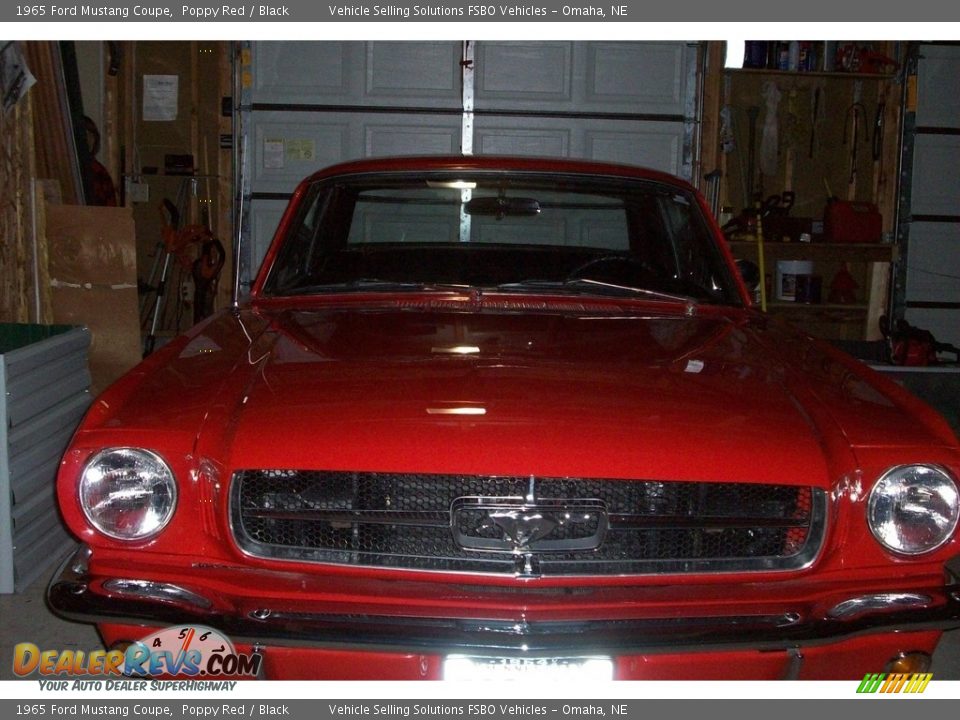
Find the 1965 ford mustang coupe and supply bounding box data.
[49,156,960,680]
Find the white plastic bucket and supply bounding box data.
[775,260,814,302]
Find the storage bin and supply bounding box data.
[0,324,91,593]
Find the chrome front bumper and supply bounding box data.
[48,545,960,656]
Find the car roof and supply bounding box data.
[302,155,696,192]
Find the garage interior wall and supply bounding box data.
[119,41,234,334]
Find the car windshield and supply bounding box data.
[262,171,740,305]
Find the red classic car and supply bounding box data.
[49,156,960,680]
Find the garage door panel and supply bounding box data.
[912,135,960,216]
[252,41,461,108]
[906,222,960,302]
[474,41,692,116]
[474,117,684,175]
[365,42,462,104]
[917,46,960,128]
[586,43,687,112]
[475,42,573,103]
[474,125,571,157]
[586,128,681,170]
[363,118,461,157]
[252,114,461,193]
[254,119,351,193]
[252,42,359,104]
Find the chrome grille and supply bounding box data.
[230,471,826,577]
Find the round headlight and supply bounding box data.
[868,465,959,555]
[79,448,177,540]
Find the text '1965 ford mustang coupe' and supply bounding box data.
[49,156,960,680]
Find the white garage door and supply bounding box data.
[238,41,698,289]
[900,44,960,346]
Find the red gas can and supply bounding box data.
[823,199,882,243]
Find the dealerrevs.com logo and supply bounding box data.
[13,625,261,681]
[856,673,933,694]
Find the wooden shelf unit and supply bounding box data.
[726,241,897,264]
[700,42,904,342]
[727,68,896,81]
[728,241,897,341]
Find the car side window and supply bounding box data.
[267,185,331,292]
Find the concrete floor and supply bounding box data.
[1,543,958,681]
[0,546,100,681]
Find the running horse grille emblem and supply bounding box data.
[451,497,608,553]
[483,509,559,548]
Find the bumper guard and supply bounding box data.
[48,545,960,656]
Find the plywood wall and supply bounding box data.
[0,82,49,325]
[23,42,83,206]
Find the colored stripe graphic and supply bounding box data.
[908,673,933,693]
[857,673,885,693]
[857,672,932,694]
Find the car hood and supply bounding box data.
[90,303,953,490]
[199,304,840,487]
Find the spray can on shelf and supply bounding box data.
[777,42,790,70]
[799,42,813,71]
[788,41,801,71]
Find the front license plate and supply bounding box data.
[443,655,613,681]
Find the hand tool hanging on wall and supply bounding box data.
[720,75,749,208]
[872,101,885,162]
[745,106,760,203]
[808,86,821,159]
[720,76,736,154]
[843,102,865,190]
[759,81,782,180]
[720,106,736,155]
[782,88,802,194]
[843,80,866,196]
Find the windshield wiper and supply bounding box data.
[568,278,700,306]
[497,278,699,307]
[282,280,476,297]
[283,279,427,296]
